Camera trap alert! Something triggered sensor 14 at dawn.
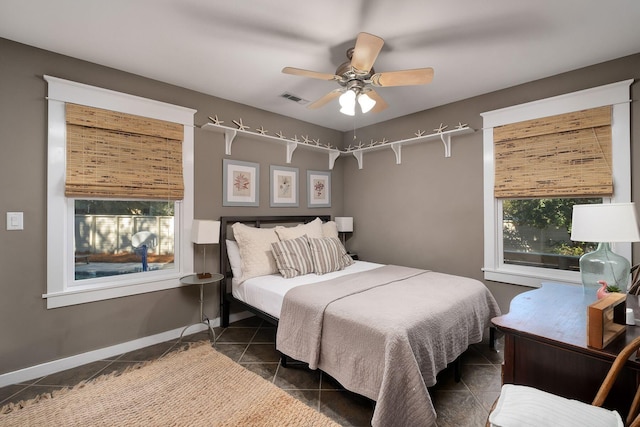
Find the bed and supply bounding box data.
[219,216,500,427]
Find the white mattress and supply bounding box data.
[232,261,383,319]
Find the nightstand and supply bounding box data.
[179,273,224,345]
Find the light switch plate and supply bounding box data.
[6,212,23,230]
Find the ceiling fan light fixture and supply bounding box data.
[283,32,434,116]
[339,105,356,116]
[358,93,376,114]
[339,89,356,116]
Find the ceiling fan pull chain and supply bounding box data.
[353,115,357,139]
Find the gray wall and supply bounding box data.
[1,35,638,376]
[0,38,343,374]
[342,54,640,312]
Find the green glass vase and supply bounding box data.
[579,242,630,297]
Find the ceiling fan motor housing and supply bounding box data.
[343,79,366,96]
[336,48,375,86]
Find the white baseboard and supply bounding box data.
[0,311,255,388]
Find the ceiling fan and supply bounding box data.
[282,32,434,116]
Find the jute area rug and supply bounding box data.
[0,342,340,426]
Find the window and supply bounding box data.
[44,76,196,308]
[502,197,602,271]
[74,200,175,280]
[482,80,633,287]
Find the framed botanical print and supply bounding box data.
[307,170,331,208]
[270,165,298,207]
[223,159,259,206]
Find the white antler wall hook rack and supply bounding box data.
[201,115,473,170]
[202,117,341,169]
[347,125,474,169]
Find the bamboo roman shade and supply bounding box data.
[493,106,613,198]
[65,103,184,200]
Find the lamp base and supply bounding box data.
[197,246,212,279]
[579,242,630,296]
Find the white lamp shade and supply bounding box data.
[191,220,220,244]
[335,217,354,233]
[358,93,376,113]
[570,203,640,243]
[339,90,356,116]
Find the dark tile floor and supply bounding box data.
[0,317,503,426]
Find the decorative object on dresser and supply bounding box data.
[334,216,353,247]
[587,292,626,349]
[629,265,640,295]
[191,219,220,279]
[570,202,640,296]
[597,280,617,300]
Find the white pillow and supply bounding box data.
[231,223,280,283]
[225,239,242,279]
[274,217,323,241]
[321,221,339,239]
[489,384,623,427]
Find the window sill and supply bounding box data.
[43,275,184,308]
[483,267,581,288]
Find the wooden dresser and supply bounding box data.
[492,282,640,418]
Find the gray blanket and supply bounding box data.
[276,265,501,427]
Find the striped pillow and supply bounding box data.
[271,235,315,278]
[308,236,354,275]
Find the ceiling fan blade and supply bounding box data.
[350,32,384,75]
[365,89,388,113]
[308,89,343,109]
[370,67,434,87]
[282,67,341,81]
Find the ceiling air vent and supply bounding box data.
[280,92,309,105]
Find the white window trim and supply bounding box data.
[481,80,633,288]
[44,76,196,308]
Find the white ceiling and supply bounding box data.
[1,0,639,131]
